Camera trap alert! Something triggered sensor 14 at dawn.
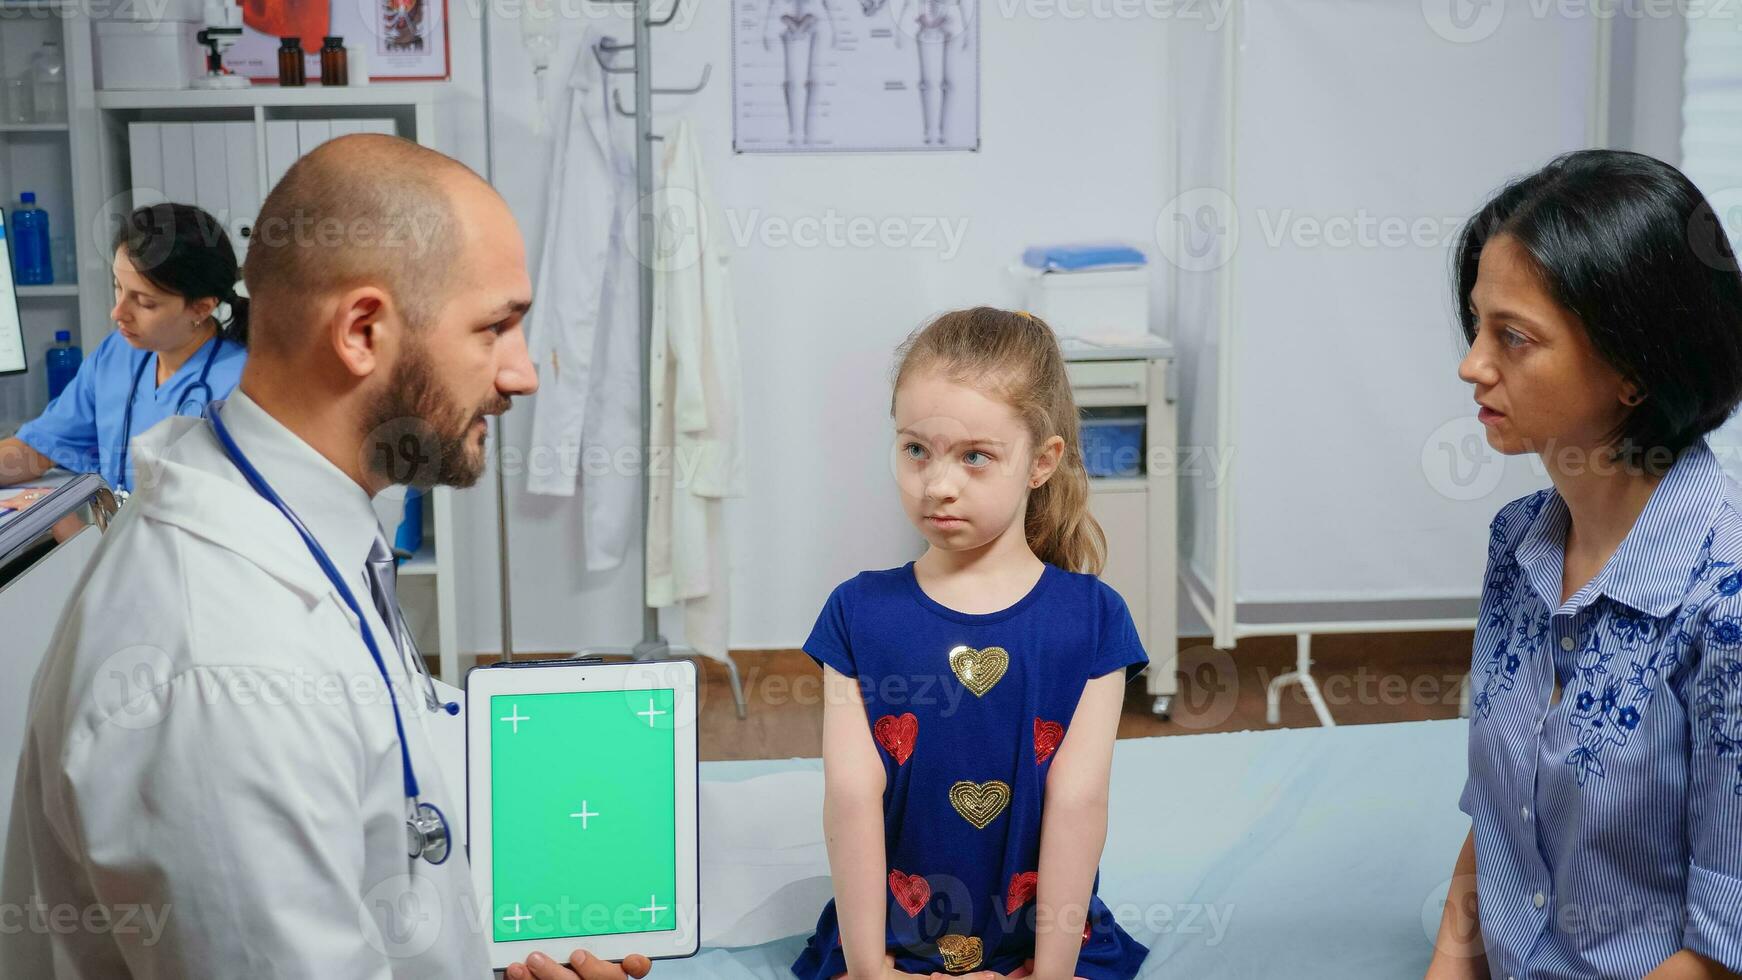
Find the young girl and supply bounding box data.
[792,307,1149,980]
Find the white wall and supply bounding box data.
[1608,12,1685,164]
[454,1,1177,654]
[446,5,1693,653]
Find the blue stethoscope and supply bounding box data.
[206,398,461,867]
[116,335,225,496]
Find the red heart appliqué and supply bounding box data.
[888,869,931,917]
[1034,718,1064,764]
[873,713,919,765]
[1006,871,1038,915]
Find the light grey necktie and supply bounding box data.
[364,535,412,663]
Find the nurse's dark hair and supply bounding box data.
[112,202,248,346]
[1453,148,1742,475]
[892,307,1107,575]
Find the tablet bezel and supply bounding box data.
[0,211,29,378]
[465,658,700,967]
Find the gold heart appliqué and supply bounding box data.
[935,934,984,973]
[948,779,1011,830]
[948,645,1009,697]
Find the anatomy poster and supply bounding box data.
[222,0,450,82]
[733,0,980,152]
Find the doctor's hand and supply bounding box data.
[507,949,652,980]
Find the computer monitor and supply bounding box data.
[0,211,27,377]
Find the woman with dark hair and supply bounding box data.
[1427,149,1742,979]
[0,202,248,494]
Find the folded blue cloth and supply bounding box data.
[1021,242,1149,271]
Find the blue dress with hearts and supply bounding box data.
[790,560,1150,980]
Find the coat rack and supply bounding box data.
[498,0,748,718]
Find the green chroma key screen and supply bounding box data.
[490,689,678,943]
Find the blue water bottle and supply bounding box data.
[12,192,52,286]
[45,330,80,401]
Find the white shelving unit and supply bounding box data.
[1064,349,1180,718]
[14,6,470,684]
[0,2,88,434]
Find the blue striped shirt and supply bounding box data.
[1462,440,1742,978]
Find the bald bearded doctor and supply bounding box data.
[1,135,650,980]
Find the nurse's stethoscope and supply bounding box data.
[115,333,226,497]
[206,398,462,867]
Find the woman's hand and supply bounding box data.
[506,949,652,980]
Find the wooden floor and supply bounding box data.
[675,632,1473,761]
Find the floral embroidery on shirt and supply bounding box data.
[1608,610,1657,652]
[1694,643,1742,795]
[1563,602,1669,786]
[1687,528,1726,590]
[1514,607,1549,657]
[1628,649,1675,704]
[1707,615,1742,652]
[1474,579,1539,721]
[1567,677,1645,785]
[1574,630,1615,687]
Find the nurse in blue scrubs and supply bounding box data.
[0,203,247,494]
[1426,151,1742,980]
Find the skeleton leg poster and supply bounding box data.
[733,0,980,152]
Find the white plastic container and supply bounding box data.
[94,20,204,91]
[30,42,65,123]
[1022,266,1151,338]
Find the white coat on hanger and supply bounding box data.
[646,118,746,664]
[523,26,642,573]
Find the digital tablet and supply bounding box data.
[466,658,700,968]
[0,212,28,377]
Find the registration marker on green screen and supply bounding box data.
[490,689,678,943]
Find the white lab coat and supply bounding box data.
[524,27,643,574]
[0,390,489,979]
[646,119,746,662]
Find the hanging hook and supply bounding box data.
[651,62,711,95]
[591,35,637,74]
[610,90,664,140]
[648,0,684,27]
